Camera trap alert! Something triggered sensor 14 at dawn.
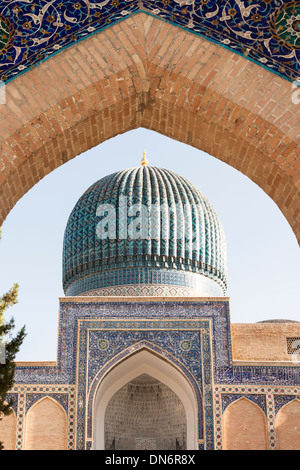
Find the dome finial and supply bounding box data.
[141,151,148,166]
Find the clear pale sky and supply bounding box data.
[0,128,299,361]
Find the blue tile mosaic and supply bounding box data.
[217,364,300,386]
[14,299,300,387]
[0,1,298,84]
[143,0,300,82]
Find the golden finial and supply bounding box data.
[141,151,148,166]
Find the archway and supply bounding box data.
[92,349,199,450]
[0,14,299,243]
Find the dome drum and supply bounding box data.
[65,266,225,298]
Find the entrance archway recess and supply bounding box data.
[0,13,299,242]
[92,349,199,450]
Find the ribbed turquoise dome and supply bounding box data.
[62,165,227,297]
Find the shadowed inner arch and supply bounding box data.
[104,373,187,450]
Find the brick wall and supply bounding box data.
[231,323,300,363]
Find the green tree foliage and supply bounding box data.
[0,229,26,449]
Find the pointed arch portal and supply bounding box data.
[92,349,199,450]
[0,13,299,242]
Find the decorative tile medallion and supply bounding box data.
[0,1,299,84]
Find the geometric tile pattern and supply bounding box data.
[0,1,299,84]
[286,337,300,354]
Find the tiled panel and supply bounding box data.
[0,1,299,83]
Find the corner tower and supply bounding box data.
[62,156,227,297]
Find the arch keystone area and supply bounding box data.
[0,13,299,241]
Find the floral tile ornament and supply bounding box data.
[0,0,298,83]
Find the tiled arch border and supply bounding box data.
[0,13,299,242]
[88,344,203,450]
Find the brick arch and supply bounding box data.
[0,13,299,241]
